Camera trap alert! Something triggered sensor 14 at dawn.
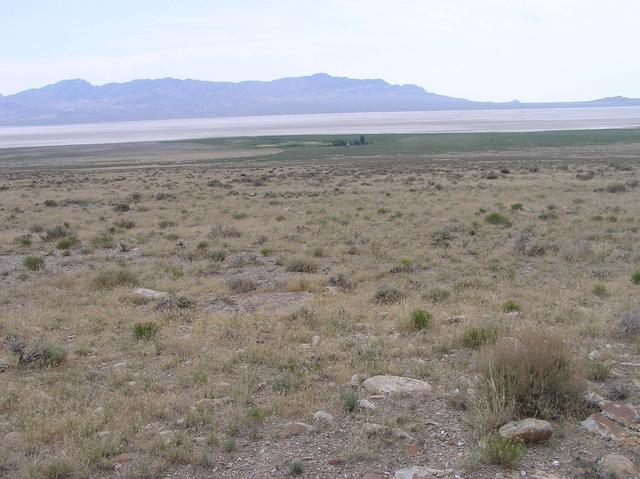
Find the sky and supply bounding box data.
[1,0,639,102]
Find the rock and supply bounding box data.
[598,454,638,479]
[363,375,432,395]
[357,399,376,410]
[311,335,321,348]
[351,373,368,386]
[498,418,554,444]
[584,391,608,407]
[447,315,465,324]
[404,443,420,456]
[132,288,168,299]
[530,471,565,479]
[394,466,449,478]
[581,414,628,440]
[313,411,333,422]
[283,421,312,436]
[601,402,639,430]
[589,349,603,361]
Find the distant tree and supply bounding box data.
[360,134,366,145]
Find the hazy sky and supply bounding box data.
[2,0,639,101]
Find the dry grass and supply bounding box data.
[1,138,639,477]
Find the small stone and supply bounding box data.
[598,454,638,479]
[357,399,376,410]
[363,375,432,395]
[311,335,321,348]
[448,314,466,323]
[132,288,168,299]
[313,411,334,422]
[584,391,607,407]
[404,443,420,456]
[499,418,554,444]
[283,421,312,436]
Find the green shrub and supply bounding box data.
[28,459,73,479]
[288,459,304,476]
[56,236,77,250]
[16,235,32,247]
[42,225,69,241]
[285,257,318,273]
[485,213,512,227]
[588,361,611,382]
[227,277,257,294]
[23,256,44,271]
[92,233,114,249]
[592,283,608,297]
[480,436,525,468]
[340,389,359,412]
[410,309,433,331]
[431,230,453,247]
[390,258,413,273]
[502,300,520,313]
[462,326,498,349]
[93,269,138,289]
[14,341,67,368]
[511,203,523,211]
[373,285,406,304]
[209,250,226,262]
[133,321,159,340]
[424,287,450,303]
[606,182,626,193]
[260,247,274,256]
[632,271,640,285]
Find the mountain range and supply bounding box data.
[1,73,639,126]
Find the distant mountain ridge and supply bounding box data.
[1,73,639,126]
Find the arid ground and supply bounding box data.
[1,131,640,478]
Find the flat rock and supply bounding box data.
[582,414,628,440]
[313,411,333,422]
[598,454,638,479]
[394,466,449,478]
[363,375,432,395]
[283,421,312,436]
[358,399,376,410]
[498,418,553,443]
[601,402,639,430]
[132,288,168,299]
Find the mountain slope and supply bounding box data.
[0,73,639,126]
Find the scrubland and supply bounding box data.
[1,132,640,478]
